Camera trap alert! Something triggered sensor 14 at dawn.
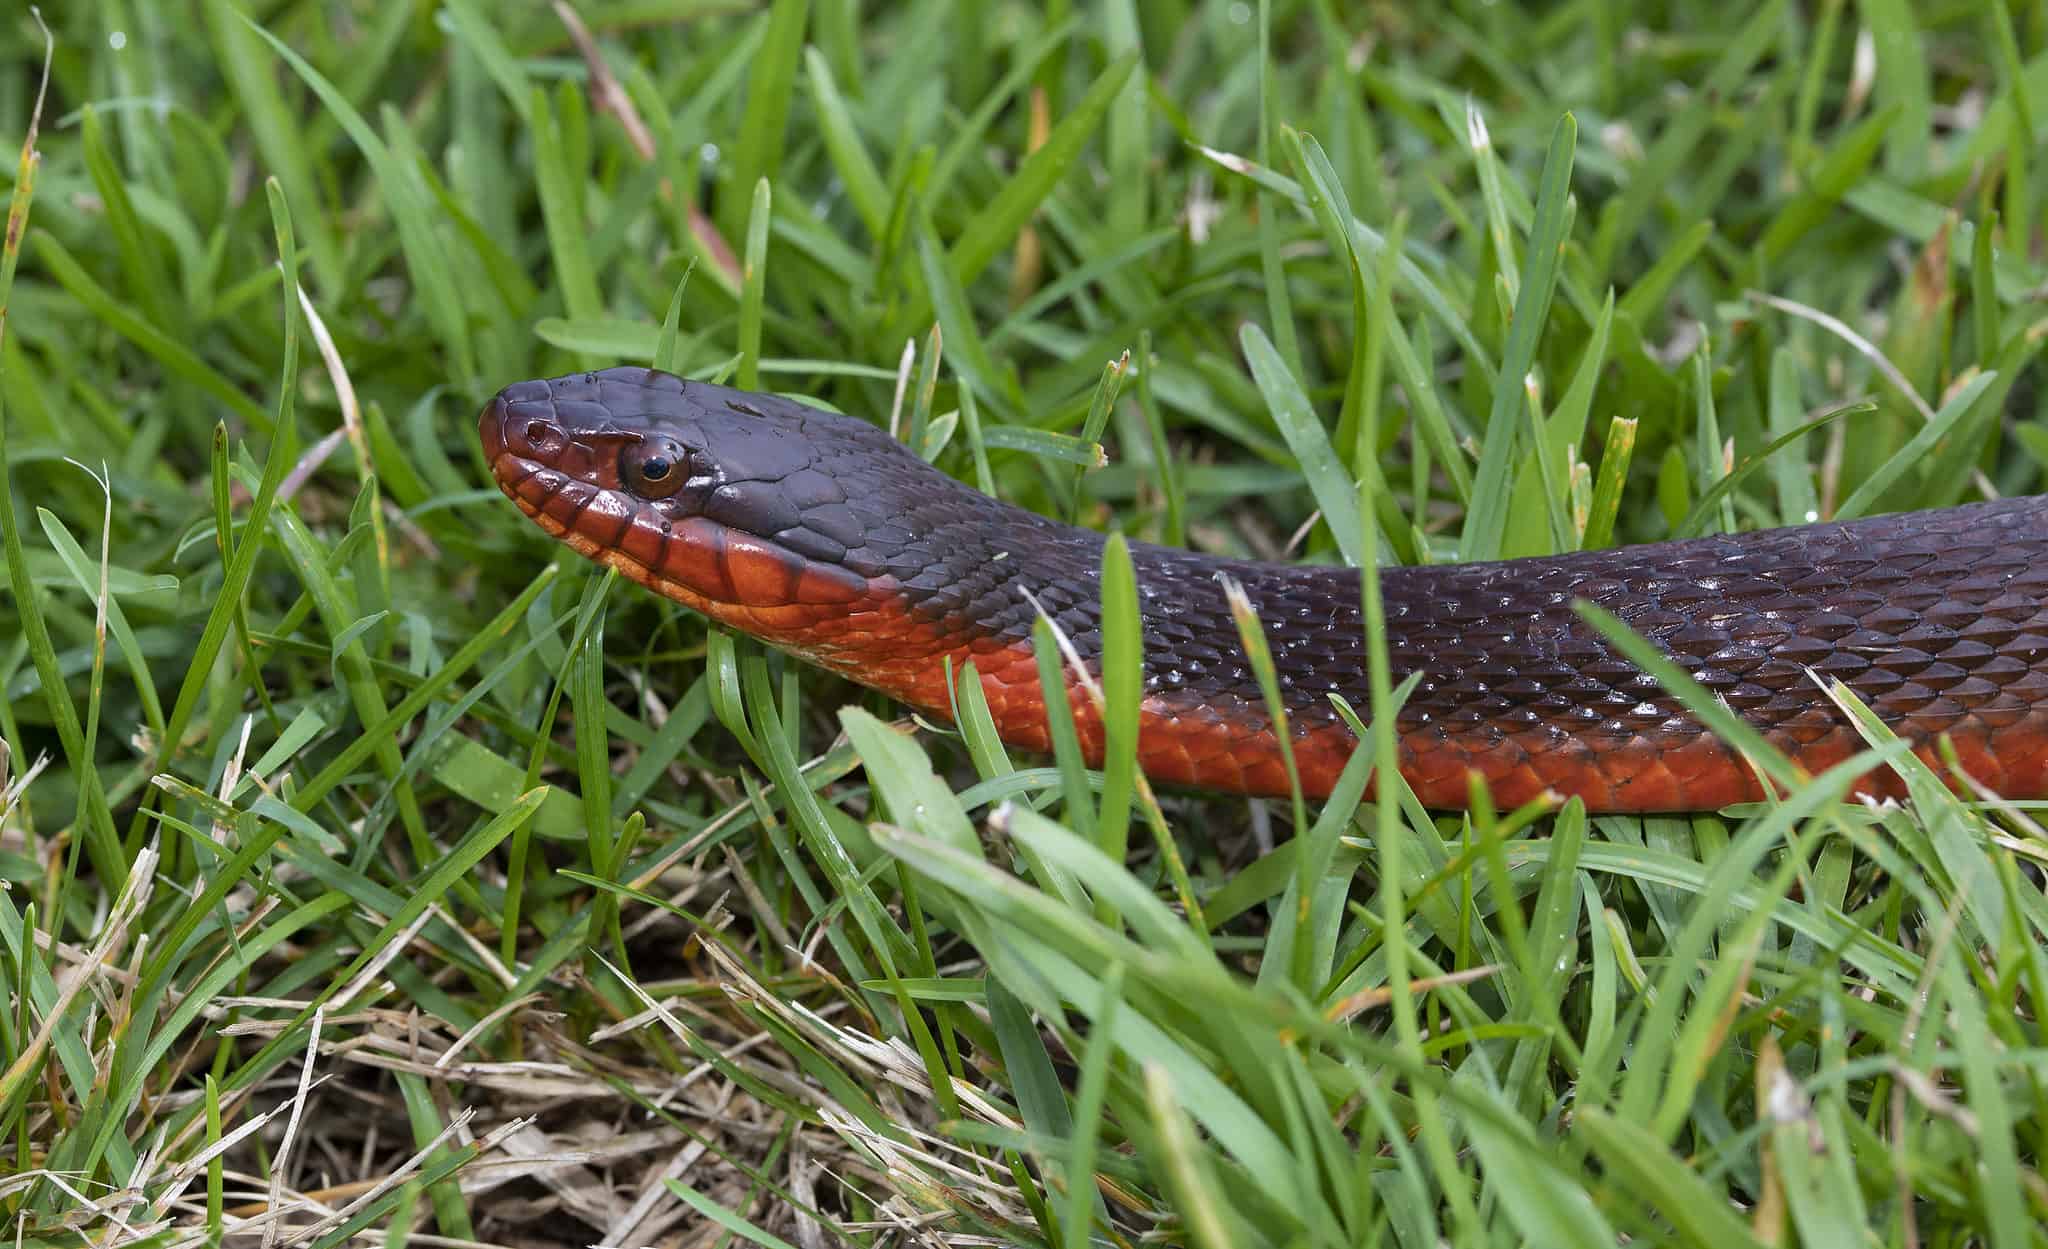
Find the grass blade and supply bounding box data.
[1460,112,1576,561]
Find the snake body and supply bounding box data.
[481,366,2048,811]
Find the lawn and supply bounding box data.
[4,0,2047,1245]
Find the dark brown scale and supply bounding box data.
[481,367,2048,811]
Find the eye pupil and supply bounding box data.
[640,456,671,482]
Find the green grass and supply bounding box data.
[4,0,2048,1244]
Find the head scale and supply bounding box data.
[479,367,891,634]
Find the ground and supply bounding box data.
[2,1,2046,1246]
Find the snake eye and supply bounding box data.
[624,438,691,499]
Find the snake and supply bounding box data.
[479,366,2048,813]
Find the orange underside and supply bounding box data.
[729,586,2048,812]
[929,634,2048,811]
[522,491,2048,812]
[790,599,2048,813]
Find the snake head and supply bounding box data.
[479,366,876,622]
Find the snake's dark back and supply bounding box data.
[868,489,2048,807]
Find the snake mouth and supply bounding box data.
[478,391,867,619]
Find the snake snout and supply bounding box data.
[479,390,572,470]
[477,394,509,464]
